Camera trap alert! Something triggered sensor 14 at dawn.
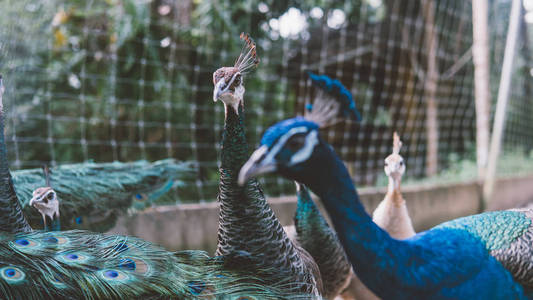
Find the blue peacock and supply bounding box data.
[212,33,322,296]
[239,73,533,299]
[0,75,320,299]
[12,158,191,232]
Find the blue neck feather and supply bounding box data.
[288,139,528,299]
[298,143,397,277]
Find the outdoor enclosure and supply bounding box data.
[0,0,532,204]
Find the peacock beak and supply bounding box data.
[238,145,276,185]
[213,79,225,102]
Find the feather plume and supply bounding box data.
[234,33,260,74]
[393,131,402,155]
[304,72,362,127]
[0,230,320,299]
[13,160,193,232]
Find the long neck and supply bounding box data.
[303,144,407,291]
[0,95,32,233]
[386,175,404,205]
[220,104,248,171]
[44,214,61,232]
[216,105,315,291]
[294,184,352,298]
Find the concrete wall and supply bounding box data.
[108,174,533,253]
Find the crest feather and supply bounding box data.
[304,72,361,127]
[393,132,402,155]
[234,33,260,74]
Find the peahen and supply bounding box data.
[372,132,415,239]
[0,76,319,299]
[28,166,61,231]
[12,159,192,232]
[341,132,414,300]
[239,73,532,298]
[212,33,322,296]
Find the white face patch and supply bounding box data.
[30,189,60,221]
[214,72,244,113]
[290,130,318,165]
[264,126,318,167]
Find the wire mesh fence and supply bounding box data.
[0,0,532,203]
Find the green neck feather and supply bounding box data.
[216,104,319,294]
[0,87,32,234]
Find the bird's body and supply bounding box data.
[372,132,415,240]
[371,192,414,239]
[13,159,191,232]
[213,34,321,296]
[238,73,531,298]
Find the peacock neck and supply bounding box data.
[294,185,329,240]
[302,143,408,291]
[0,91,32,233]
[220,104,248,172]
[216,104,317,293]
[386,176,404,205]
[44,214,61,232]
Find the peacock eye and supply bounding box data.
[286,134,306,151]
[47,193,54,200]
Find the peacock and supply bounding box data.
[290,182,353,300]
[212,33,322,296]
[283,88,366,300]
[28,166,61,231]
[372,132,415,239]
[12,159,192,232]
[0,75,32,234]
[341,132,414,300]
[238,73,533,298]
[0,75,321,299]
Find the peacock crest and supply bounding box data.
[304,72,362,127]
[234,32,260,74]
[392,131,402,154]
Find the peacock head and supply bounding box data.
[213,33,259,113]
[384,132,405,183]
[239,73,360,186]
[238,117,322,185]
[30,187,60,225]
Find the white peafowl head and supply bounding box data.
[29,166,60,228]
[30,187,59,225]
[384,132,406,184]
[212,33,259,113]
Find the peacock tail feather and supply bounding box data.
[0,230,320,300]
[292,183,352,299]
[12,159,193,232]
